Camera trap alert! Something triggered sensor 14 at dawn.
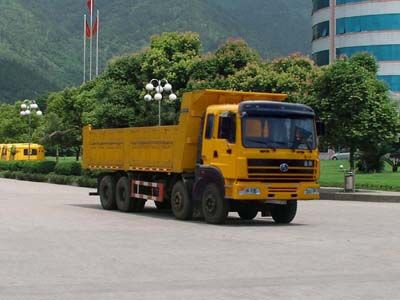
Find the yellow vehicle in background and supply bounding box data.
[0,143,45,161]
[83,90,323,224]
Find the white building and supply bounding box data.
[312,0,400,92]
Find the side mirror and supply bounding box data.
[316,121,326,137]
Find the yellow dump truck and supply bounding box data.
[83,90,322,224]
[0,143,45,161]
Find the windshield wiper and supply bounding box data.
[247,138,289,150]
[247,138,270,146]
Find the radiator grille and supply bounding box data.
[247,159,316,182]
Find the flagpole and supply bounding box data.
[83,14,87,84]
[96,10,99,77]
[89,0,93,81]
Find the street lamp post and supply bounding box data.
[144,79,177,126]
[20,100,43,160]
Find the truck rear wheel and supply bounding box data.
[99,175,117,210]
[116,176,135,212]
[116,176,146,213]
[238,205,258,220]
[202,183,229,224]
[171,181,193,220]
[271,201,297,224]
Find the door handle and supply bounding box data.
[226,149,232,155]
[213,151,218,158]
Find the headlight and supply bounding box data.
[304,188,319,195]
[239,188,261,196]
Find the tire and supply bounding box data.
[116,176,135,212]
[201,183,229,224]
[332,157,338,160]
[238,205,258,220]
[155,200,171,210]
[171,181,193,220]
[271,201,297,224]
[99,175,117,210]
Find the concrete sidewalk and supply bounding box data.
[321,187,400,203]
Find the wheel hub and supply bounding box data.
[205,194,216,214]
[174,192,183,210]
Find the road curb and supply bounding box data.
[320,188,400,203]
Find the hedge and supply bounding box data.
[0,171,97,188]
[54,161,82,176]
[0,161,56,174]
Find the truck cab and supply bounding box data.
[195,100,320,223]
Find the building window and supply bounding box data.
[312,21,330,41]
[312,0,330,13]
[312,50,330,66]
[337,14,400,35]
[378,76,400,92]
[337,45,400,61]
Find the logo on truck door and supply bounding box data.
[280,163,289,173]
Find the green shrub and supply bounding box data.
[54,161,82,176]
[33,161,57,174]
[48,174,74,185]
[0,160,56,174]
[82,169,103,178]
[0,161,12,171]
[1,170,16,179]
[76,176,97,188]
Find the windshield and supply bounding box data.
[242,116,316,150]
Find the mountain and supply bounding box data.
[0,0,311,103]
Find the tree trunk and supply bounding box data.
[349,147,355,172]
[75,147,80,161]
[56,146,59,163]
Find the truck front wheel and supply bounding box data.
[202,183,229,224]
[171,181,193,220]
[271,201,297,224]
[99,175,117,210]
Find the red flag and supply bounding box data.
[92,17,98,36]
[87,0,94,12]
[86,21,91,39]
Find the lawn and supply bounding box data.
[320,160,400,191]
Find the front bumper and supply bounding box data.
[227,181,320,201]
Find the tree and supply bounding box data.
[311,54,400,171]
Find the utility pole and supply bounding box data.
[96,10,100,77]
[83,14,87,84]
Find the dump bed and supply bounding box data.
[82,89,287,173]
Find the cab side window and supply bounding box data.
[218,113,236,143]
[205,114,215,139]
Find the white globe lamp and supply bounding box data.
[154,93,163,101]
[146,83,154,92]
[169,93,177,101]
[164,83,172,92]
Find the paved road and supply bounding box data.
[1,178,400,300]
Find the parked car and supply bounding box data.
[331,152,350,160]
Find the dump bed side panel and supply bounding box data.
[83,125,180,172]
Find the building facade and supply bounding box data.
[312,0,400,92]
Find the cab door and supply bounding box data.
[202,112,237,179]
